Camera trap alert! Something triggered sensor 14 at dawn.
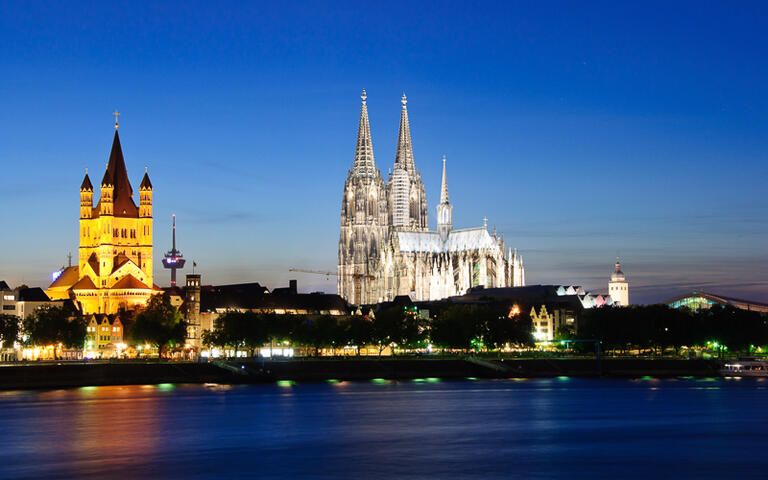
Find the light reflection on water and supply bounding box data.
[0,378,766,479]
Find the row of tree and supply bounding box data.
[202,304,534,355]
[576,304,768,354]
[3,297,765,358]
[0,296,187,355]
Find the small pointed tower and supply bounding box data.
[80,169,94,220]
[138,166,154,277]
[388,93,427,230]
[437,155,452,242]
[79,169,94,270]
[608,257,629,306]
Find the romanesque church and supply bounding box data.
[47,122,157,314]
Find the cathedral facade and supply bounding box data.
[338,92,525,305]
[48,123,157,314]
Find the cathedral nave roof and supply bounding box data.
[396,227,502,254]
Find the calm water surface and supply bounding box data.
[0,377,765,479]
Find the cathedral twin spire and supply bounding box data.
[351,90,418,180]
[394,93,416,176]
[352,90,377,178]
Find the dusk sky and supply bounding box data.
[1,1,766,304]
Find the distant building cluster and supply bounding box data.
[7,102,764,363]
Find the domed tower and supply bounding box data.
[608,257,629,306]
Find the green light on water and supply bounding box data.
[325,379,340,383]
[557,376,570,381]
[276,380,294,387]
[371,378,388,384]
[465,377,478,381]
[157,383,175,391]
[80,386,97,392]
[425,377,441,383]
[412,378,425,383]
[641,376,654,381]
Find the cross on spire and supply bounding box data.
[483,216,488,228]
[113,109,120,129]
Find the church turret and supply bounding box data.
[80,170,93,219]
[139,167,153,218]
[99,173,114,217]
[437,155,452,241]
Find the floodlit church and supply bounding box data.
[338,91,525,305]
[47,117,157,314]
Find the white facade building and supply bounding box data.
[608,258,629,306]
[338,92,525,304]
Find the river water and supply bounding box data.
[0,377,765,479]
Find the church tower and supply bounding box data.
[608,257,629,306]
[436,155,452,241]
[338,91,389,305]
[48,112,155,314]
[387,93,427,231]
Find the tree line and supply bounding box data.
[0,296,187,356]
[202,304,534,355]
[576,304,768,354]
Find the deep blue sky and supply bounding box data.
[1,1,767,304]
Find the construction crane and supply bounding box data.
[288,268,375,280]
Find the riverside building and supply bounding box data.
[338,91,525,305]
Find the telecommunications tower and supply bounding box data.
[162,214,186,286]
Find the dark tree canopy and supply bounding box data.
[23,306,86,349]
[129,295,186,354]
[0,314,20,349]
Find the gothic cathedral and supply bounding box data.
[338,91,525,305]
[48,121,156,314]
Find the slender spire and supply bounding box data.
[140,166,153,190]
[80,169,93,191]
[440,154,449,204]
[394,92,416,176]
[352,90,376,177]
[113,109,119,130]
[172,214,176,250]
